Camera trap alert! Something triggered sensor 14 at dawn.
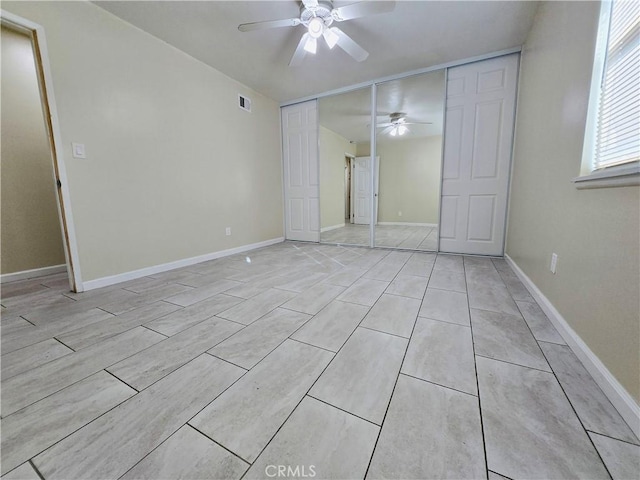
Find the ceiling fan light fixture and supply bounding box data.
[304,35,317,54]
[307,17,324,39]
[323,27,339,49]
[389,124,409,136]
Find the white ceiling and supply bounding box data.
[319,69,445,143]
[93,0,539,103]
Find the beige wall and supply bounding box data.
[507,1,640,402]
[357,136,442,224]
[1,26,66,275]
[3,2,284,283]
[319,126,355,229]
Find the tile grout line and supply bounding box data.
[398,372,478,398]
[52,336,76,352]
[473,354,555,375]
[288,337,336,354]
[186,423,252,466]
[103,368,140,393]
[19,315,37,327]
[536,338,570,347]
[139,325,169,338]
[204,351,249,371]
[488,469,515,480]
[584,429,640,447]
[416,314,471,328]
[358,325,410,340]
[462,256,491,480]
[28,459,45,480]
[306,394,381,427]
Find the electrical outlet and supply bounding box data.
[225,227,231,236]
[550,253,558,274]
[398,211,402,217]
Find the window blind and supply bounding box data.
[595,0,640,170]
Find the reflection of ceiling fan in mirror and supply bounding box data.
[378,112,433,136]
[238,0,395,66]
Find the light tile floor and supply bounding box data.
[1,241,638,479]
[321,224,438,251]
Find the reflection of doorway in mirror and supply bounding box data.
[345,155,354,224]
[353,156,379,225]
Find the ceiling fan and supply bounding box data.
[378,112,433,136]
[238,0,395,66]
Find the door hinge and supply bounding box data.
[56,179,62,188]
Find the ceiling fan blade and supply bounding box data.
[376,122,393,128]
[332,27,369,62]
[289,33,309,66]
[381,125,395,136]
[404,122,433,125]
[302,0,319,8]
[238,18,301,32]
[332,1,396,22]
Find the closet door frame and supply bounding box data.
[281,47,521,255]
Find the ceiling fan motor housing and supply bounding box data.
[390,112,407,124]
[300,1,335,27]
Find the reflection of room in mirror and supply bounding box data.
[317,70,445,251]
[322,224,438,251]
[373,70,445,251]
[318,87,371,247]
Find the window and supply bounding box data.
[575,0,640,188]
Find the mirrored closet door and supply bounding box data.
[283,54,518,256]
[372,70,446,251]
[318,86,372,247]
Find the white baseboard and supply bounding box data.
[1,264,67,284]
[505,254,640,439]
[82,237,285,292]
[378,222,438,228]
[320,223,345,233]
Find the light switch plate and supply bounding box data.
[72,143,86,159]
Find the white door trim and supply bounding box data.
[1,10,83,292]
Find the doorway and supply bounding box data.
[353,156,380,226]
[1,12,82,291]
[344,155,353,224]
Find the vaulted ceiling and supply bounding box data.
[94,1,539,102]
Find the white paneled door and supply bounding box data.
[282,101,320,242]
[353,156,380,225]
[440,54,519,255]
[353,156,371,225]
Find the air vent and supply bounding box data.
[238,94,251,112]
